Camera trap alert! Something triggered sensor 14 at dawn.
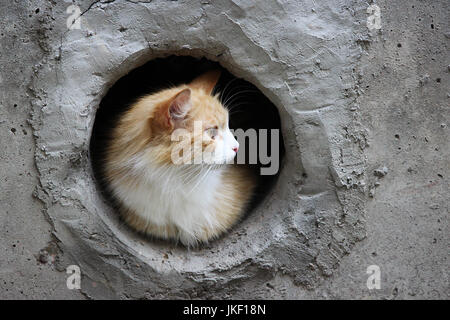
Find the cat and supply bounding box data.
[104,70,256,246]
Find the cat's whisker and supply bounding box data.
[220,86,254,107]
[218,78,240,101]
[181,165,203,186]
[222,87,250,105]
[226,102,251,113]
[221,83,254,100]
[228,111,247,117]
[223,90,258,107]
[188,165,213,195]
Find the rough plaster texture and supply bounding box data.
[0,0,448,299]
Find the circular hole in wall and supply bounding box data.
[90,55,285,245]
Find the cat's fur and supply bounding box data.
[104,70,256,246]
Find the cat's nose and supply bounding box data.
[232,147,238,153]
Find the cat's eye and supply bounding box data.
[205,126,218,139]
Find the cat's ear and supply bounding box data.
[189,69,221,95]
[166,88,191,128]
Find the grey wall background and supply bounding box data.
[0,0,448,299]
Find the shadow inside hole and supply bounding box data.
[90,55,285,244]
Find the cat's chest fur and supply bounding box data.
[111,162,227,242]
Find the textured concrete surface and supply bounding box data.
[0,0,448,299]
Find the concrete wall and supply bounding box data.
[0,0,448,299]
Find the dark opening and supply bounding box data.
[90,56,285,235]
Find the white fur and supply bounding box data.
[110,153,228,246]
[217,126,240,163]
[205,125,239,164]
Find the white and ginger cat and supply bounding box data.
[104,70,256,246]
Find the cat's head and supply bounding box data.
[150,70,239,166]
